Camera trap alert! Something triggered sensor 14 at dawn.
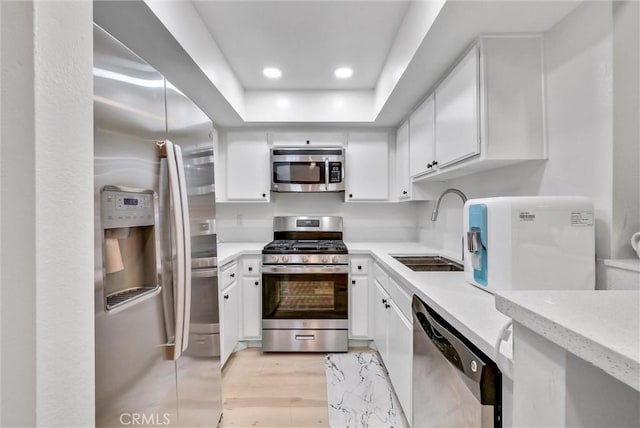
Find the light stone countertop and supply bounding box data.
[216,241,514,375]
[217,242,268,267]
[495,290,640,391]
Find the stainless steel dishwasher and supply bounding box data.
[412,295,502,428]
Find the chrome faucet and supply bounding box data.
[431,188,468,261]
[431,188,468,221]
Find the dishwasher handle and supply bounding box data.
[412,296,500,406]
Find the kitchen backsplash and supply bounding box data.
[216,192,419,242]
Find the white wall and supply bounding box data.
[1,1,94,425]
[217,194,418,243]
[418,1,639,289]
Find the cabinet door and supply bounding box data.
[409,93,436,177]
[241,277,261,340]
[220,281,239,366]
[349,276,369,339]
[395,121,411,200]
[346,132,389,201]
[435,46,480,168]
[387,302,413,424]
[225,132,270,201]
[373,280,390,362]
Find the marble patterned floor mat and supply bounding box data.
[325,352,409,428]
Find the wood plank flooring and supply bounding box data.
[219,347,330,427]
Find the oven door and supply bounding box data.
[262,265,348,321]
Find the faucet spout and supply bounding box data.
[430,188,468,221]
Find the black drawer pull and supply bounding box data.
[230,273,235,278]
[224,294,229,300]
[254,281,259,286]
[351,280,356,284]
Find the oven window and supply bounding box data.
[273,162,323,184]
[262,273,347,319]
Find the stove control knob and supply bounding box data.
[271,255,279,263]
[282,255,289,263]
[302,256,309,263]
[332,256,339,263]
[322,256,329,263]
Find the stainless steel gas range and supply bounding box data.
[261,216,348,352]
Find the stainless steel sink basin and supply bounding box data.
[392,255,463,272]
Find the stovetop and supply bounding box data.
[263,239,348,254]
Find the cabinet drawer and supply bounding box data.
[373,263,388,287]
[350,257,370,275]
[388,276,412,320]
[242,258,260,276]
[220,262,238,288]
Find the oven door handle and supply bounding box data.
[262,265,348,274]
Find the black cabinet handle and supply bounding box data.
[349,193,353,198]
[402,190,408,195]
[248,267,253,272]
[351,280,356,285]
[254,281,259,286]
[427,163,433,169]
[385,303,390,309]
[224,294,229,300]
[432,160,438,166]
[357,265,362,270]
[262,193,266,198]
[230,273,235,278]
[382,299,387,304]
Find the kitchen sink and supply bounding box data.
[392,255,464,272]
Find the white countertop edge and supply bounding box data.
[495,293,640,391]
[217,242,266,267]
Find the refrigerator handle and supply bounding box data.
[164,141,191,360]
[173,142,192,353]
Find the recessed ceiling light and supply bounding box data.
[334,67,353,79]
[263,67,282,79]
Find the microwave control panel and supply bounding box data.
[328,162,342,183]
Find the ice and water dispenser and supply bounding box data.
[464,196,595,292]
[100,186,160,310]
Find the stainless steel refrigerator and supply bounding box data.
[94,24,222,427]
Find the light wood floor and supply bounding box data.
[219,347,330,427]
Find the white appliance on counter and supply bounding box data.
[464,196,595,292]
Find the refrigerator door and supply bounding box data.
[94,25,179,427]
[166,79,223,426]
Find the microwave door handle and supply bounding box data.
[324,159,329,191]
[173,142,192,354]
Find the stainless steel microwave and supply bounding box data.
[271,147,345,192]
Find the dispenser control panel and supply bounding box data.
[102,187,156,229]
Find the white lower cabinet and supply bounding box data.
[373,279,390,362]
[240,255,262,339]
[372,265,413,424]
[349,256,372,339]
[387,300,413,424]
[219,264,239,366]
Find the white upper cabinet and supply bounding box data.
[225,132,270,202]
[270,132,345,147]
[395,121,411,200]
[434,45,481,169]
[414,36,546,181]
[345,132,389,202]
[409,93,436,177]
